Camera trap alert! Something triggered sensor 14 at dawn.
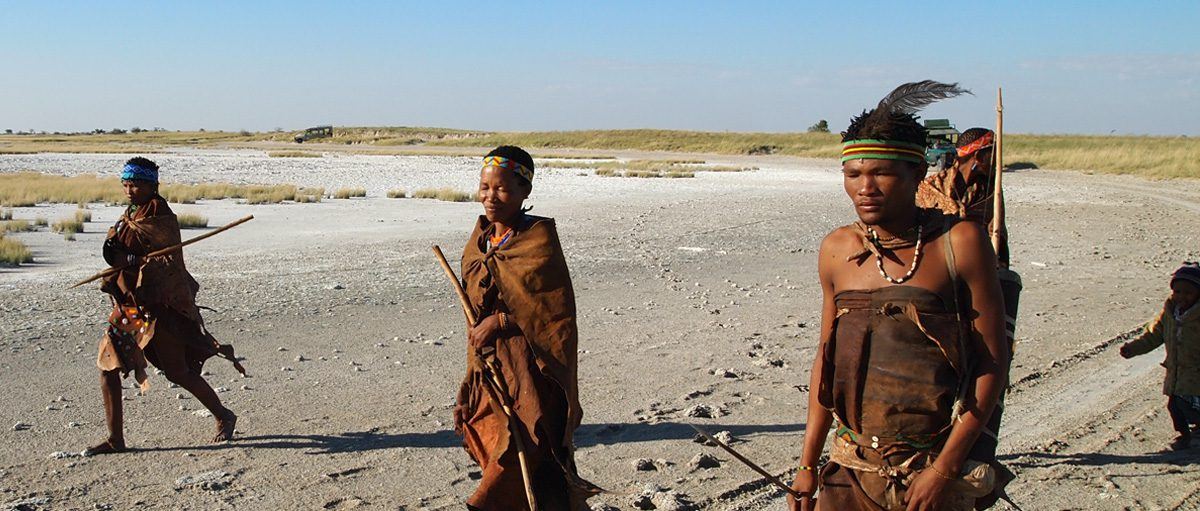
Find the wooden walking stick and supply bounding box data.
[690,424,806,500]
[69,214,254,289]
[992,87,1005,255]
[432,244,539,511]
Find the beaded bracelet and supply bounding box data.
[796,464,815,472]
[928,463,956,481]
[498,312,509,330]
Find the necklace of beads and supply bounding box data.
[867,223,924,284]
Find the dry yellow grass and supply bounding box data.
[177,213,209,229]
[0,209,11,220]
[541,159,753,174]
[74,209,92,223]
[1003,135,1200,178]
[0,235,33,265]
[52,218,83,235]
[0,172,325,206]
[412,188,475,202]
[268,151,322,158]
[386,189,407,199]
[333,188,367,199]
[2,220,35,233]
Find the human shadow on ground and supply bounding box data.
[1000,449,1200,471]
[135,428,462,455]
[575,421,805,448]
[133,421,805,455]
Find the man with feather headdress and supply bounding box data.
[788,82,1011,511]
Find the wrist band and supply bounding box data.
[928,463,955,480]
[498,313,509,330]
[796,464,815,472]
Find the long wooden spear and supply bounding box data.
[69,214,254,289]
[991,87,1005,255]
[432,245,539,511]
[690,424,806,500]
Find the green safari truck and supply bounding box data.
[923,119,959,170]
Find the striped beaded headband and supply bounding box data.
[956,131,994,159]
[482,155,534,183]
[841,139,926,164]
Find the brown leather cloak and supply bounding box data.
[461,215,582,446]
[97,197,243,386]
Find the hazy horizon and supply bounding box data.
[3,1,1197,136]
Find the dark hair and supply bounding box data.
[957,128,993,148]
[841,110,926,147]
[485,145,534,191]
[125,156,159,172]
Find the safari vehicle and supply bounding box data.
[294,125,333,143]
[924,119,959,170]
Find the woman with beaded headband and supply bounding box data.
[85,157,244,456]
[787,82,1011,511]
[454,146,600,509]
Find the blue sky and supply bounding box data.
[2,1,1197,135]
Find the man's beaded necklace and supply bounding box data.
[866,223,924,284]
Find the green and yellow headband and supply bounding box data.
[482,156,534,183]
[841,139,926,164]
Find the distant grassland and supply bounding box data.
[0,172,323,207]
[2,128,1197,178]
[432,130,1200,179]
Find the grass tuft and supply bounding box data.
[0,235,34,265]
[52,218,84,235]
[412,188,475,202]
[177,213,209,229]
[333,188,368,199]
[386,189,407,199]
[2,220,35,233]
[74,209,92,223]
[0,209,11,220]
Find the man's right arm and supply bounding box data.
[789,230,844,510]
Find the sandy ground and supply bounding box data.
[2,149,1200,510]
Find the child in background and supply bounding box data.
[1121,262,1200,451]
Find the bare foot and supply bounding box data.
[213,410,237,442]
[83,438,126,456]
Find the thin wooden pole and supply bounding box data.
[69,214,254,289]
[992,88,1005,255]
[690,424,806,499]
[432,245,539,511]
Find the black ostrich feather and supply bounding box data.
[874,80,972,116]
